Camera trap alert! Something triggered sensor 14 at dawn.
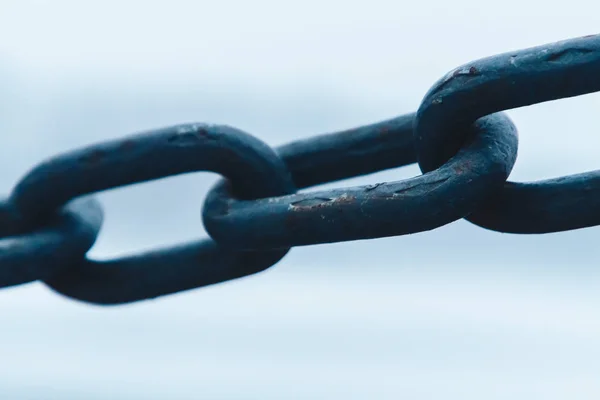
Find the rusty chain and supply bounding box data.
[2,34,600,305]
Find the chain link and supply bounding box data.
[415,34,600,234]
[3,34,600,305]
[203,113,517,249]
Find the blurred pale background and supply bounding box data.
[1,1,600,399]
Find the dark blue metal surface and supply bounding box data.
[6,124,294,303]
[44,241,287,305]
[2,33,600,305]
[276,113,417,189]
[414,34,600,233]
[0,197,102,287]
[202,113,517,249]
[11,123,296,217]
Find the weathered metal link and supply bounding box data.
[2,33,600,305]
[202,112,518,249]
[11,124,295,218]
[44,240,287,305]
[276,113,417,189]
[0,197,103,288]
[8,124,295,304]
[414,34,600,233]
[461,174,600,233]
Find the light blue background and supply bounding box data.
[1,1,600,398]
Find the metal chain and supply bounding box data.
[2,34,600,305]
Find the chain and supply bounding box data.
[2,34,600,305]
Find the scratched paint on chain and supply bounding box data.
[0,34,599,305]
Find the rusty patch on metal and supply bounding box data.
[435,65,481,96]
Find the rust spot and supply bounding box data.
[79,149,105,165]
[451,66,478,78]
[434,66,480,96]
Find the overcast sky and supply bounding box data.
[1,1,600,399]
